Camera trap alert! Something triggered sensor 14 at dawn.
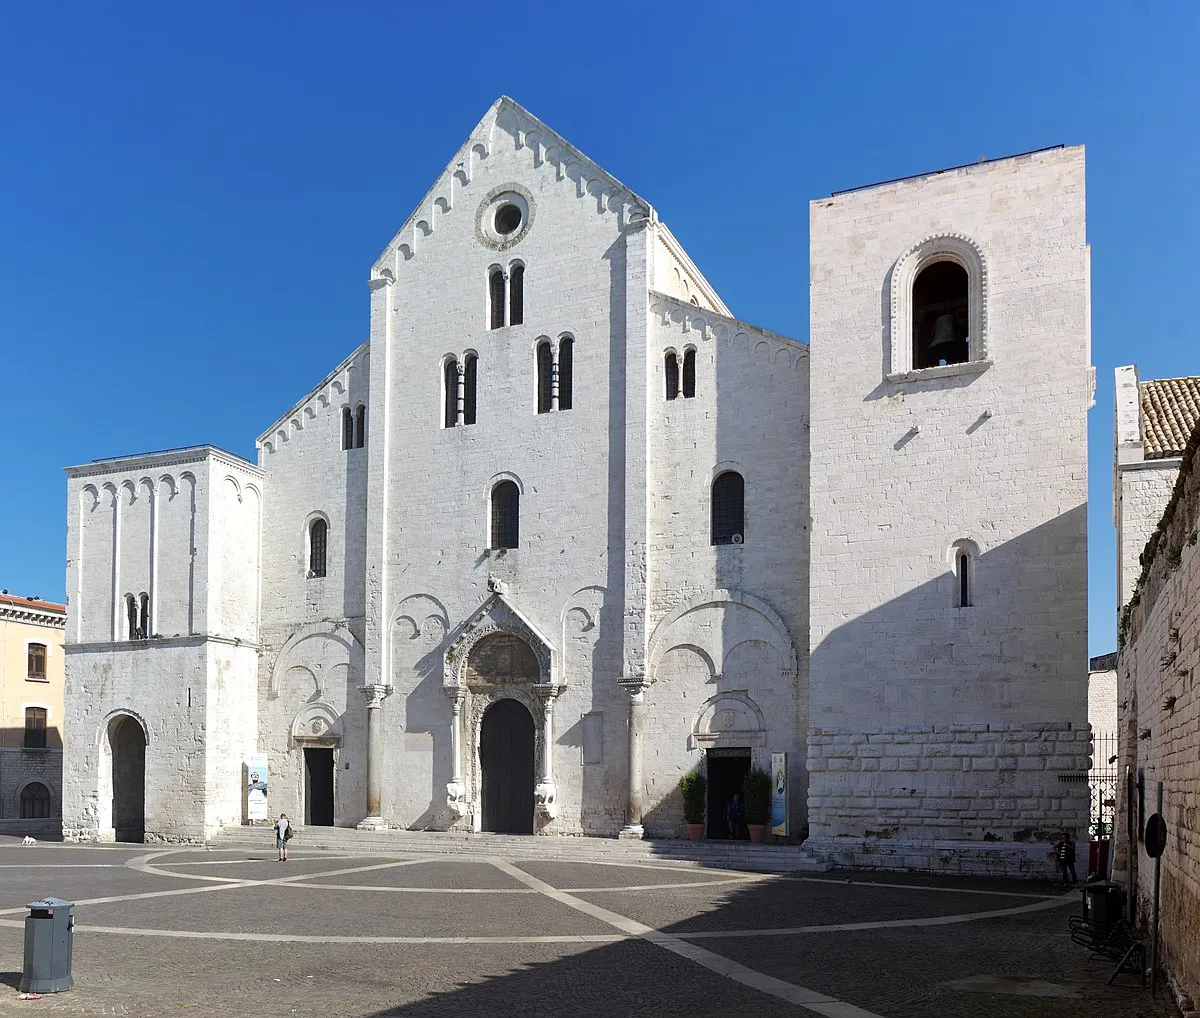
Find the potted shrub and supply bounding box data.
[743,767,772,843]
[679,770,707,841]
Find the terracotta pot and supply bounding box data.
[686,823,705,841]
[747,824,767,843]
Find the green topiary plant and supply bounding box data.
[679,770,707,824]
[743,767,773,826]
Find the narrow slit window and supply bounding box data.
[665,352,679,401]
[139,593,150,638]
[355,404,366,448]
[491,480,520,549]
[509,265,524,326]
[558,337,573,411]
[536,341,553,414]
[126,593,139,640]
[711,471,745,546]
[27,643,47,680]
[682,349,696,398]
[20,782,51,819]
[913,261,970,369]
[24,707,47,749]
[342,406,354,450]
[444,358,458,428]
[463,354,477,426]
[957,551,972,607]
[309,518,328,578]
[489,269,506,330]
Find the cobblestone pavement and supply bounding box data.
[0,839,1179,1018]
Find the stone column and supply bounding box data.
[357,683,392,831]
[446,689,466,818]
[535,686,561,821]
[619,678,649,839]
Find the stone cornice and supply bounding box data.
[0,606,66,629]
[654,224,732,318]
[66,634,260,654]
[256,340,370,449]
[65,446,261,481]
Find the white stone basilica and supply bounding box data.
[62,99,1093,873]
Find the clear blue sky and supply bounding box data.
[2,2,1197,656]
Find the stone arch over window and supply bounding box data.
[462,352,478,426]
[691,692,768,749]
[20,780,52,819]
[536,339,553,414]
[711,470,745,546]
[290,701,345,749]
[665,350,679,401]
[557,334,573,411]
[125,593,139,640]
[341,406,354,450]
[139,592,150,638]
[306,513,329,579]
[490,480,520,550]
[488,266,506,330]
[509,261,524,326]
[354,404,366,448]
[443,354,459,428]
[889,234,989,379]
[948,538,981,608]
[682,346,696,398]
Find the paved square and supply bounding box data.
[0,839,1178,1017]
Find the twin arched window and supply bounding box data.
[711,471,745,545]
[489,264,524,330]
[490,481,520,549]
[125,592,149,640]
[536,336,573,413]
[665,350,696,400]
[308,518,328,578]
[444,354,479,427]
[342,405,367,450]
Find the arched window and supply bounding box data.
[912,261,969,369]
[24,707,47,749]
[536,341,553,414]
[355,404,366,448]
[956,550,972,607]
[558,336,573,411]
[308,518,328,578]
[139,593,150,638]
[20,782,51,819]
[463,354,478,426]
[682,349,696,398]
[27,642,46,680]
[126,593,139,640]
[711,471,745,546]
[491,480,520,549]
[342,406,354,450]
[509,264,524,326]
[444,357,458,428]
[665,352,679,401]
[489,268,506,330]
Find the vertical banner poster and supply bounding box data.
[245,753,269,821]
[771,752,788,837]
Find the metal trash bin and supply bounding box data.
[1081,881,1123,930]
[20,897,74,993]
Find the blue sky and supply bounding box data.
[1,2,1196,656]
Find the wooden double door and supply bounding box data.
[480,699,535,834]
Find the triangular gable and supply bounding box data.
[371,96,655,275]
[444,590,559,688]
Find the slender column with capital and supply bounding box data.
[619,678,649,839]
[534,686,561,821]
[446,689,466,817]
[357,683,392,830]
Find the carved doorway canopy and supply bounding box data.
[444,592,558,692]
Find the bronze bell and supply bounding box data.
[928,312,958,348]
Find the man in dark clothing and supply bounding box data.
[1056,831,1077,887]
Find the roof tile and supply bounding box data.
[1140,377,1200,459]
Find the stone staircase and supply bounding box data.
[206,825,830,874]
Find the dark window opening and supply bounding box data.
[495,203,522,236]
[489,269,506,330]
[665,353,679,401]
[683,349,696,398]
[342,406,354,450]
[444,358,458,428]
[126,594,140,640]
[139,593,150,638]
[24,707,47,749]
[711,471,745,546]
[957,552,971,607]
[27,642,46,680]
[463,355,477,426]
[20,782,51,819]
[509,265,524,326]
[913,261,970,369]
[491,480,520,549]
[309,518,328,578]
[355,404,366,448]
[558,337,573,411]
[536,341,553,414]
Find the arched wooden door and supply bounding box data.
[480,699,535,834]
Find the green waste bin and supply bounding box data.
[20,897,74,993]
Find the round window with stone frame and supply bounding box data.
[477,186,534,251]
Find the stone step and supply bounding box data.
[206,826,830,874]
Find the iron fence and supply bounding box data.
[1091,731,1119,838]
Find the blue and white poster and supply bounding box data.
[244,753,269,821]
[771,752,787,837]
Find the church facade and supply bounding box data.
[61,99,1092,873]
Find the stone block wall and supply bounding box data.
[1116,423,1200,1007]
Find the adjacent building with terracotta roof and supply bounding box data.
[0,591,65,832]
